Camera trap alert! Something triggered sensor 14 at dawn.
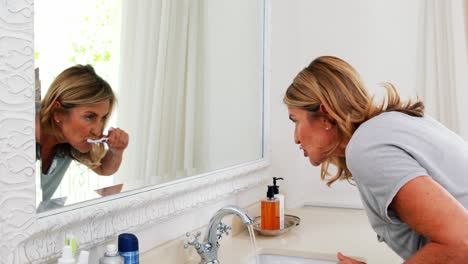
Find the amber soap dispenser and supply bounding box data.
[261,185,280,230]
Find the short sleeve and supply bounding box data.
[346,127,428,224]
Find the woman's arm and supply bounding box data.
[390,176,468,263]
[93,127,129,176]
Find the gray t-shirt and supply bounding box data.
[36,144,72,201]
[346,111,468,260]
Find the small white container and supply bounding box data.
[275,193,285,229]
[57,245,75,264]
[100,244,124,264]
[76,250,90,264]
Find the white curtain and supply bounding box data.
[115,0,203,189]
[416,0,468,139]
[465,0,468,60]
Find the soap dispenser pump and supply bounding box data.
[272,177,285,229]
[261,185,280,230]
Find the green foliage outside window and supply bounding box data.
[68,0,113,68]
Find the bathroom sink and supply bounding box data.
[247,249,366,264]
[250,254,335,264]
[247,249,341,264]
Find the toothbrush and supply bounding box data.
[86,138,108,144]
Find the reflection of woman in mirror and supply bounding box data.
[38,64,129,201]
[284,56,468,263]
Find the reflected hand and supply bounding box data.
[106,127,129,154]
[337,252,366,264]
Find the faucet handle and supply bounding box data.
[217,222,232,237]
[184,231,202,249]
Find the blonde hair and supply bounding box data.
[284,56,424,186]
[41,64,116,168]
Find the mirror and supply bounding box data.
[35,0,265,212]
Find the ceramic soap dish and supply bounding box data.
[252,214,300,236]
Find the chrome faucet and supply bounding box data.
[185,205,254,264]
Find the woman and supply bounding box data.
[38,64,129,201]
[284,56,468,263]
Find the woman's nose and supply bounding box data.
[90,124,102,137]
[294,129,300,144]
[294,135,300,145]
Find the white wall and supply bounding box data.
[270,0,423,208]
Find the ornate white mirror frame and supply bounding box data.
[0,1,271,263]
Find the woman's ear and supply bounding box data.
[52,101,63,123]
[319,104,335,128]
[52,101,62,109]
[319,104,329,114]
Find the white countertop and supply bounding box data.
[140,206,403,263]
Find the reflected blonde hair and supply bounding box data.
[283,56,424,186]
[41,65,116,168]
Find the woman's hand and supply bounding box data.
[92,127,129,176]
[337,252,366,264]
[106,127,129,154]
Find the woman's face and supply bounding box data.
[57,100,110,153]
[288,107,337,166]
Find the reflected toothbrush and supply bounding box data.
[86,138,108,144]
